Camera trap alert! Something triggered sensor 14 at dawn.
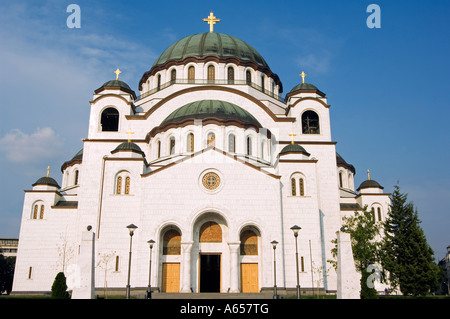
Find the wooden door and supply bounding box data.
[162,263,180,293]
[241,263,258,293]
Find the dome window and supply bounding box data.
[187,133,194,152]
[170,69,176,84]
[188,66,195,83]
[101,107,119,132]
[227,67,235,84]
[207,65,215,82]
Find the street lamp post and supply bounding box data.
[147,239,155,299]
[271,240,278,299]
[290,225,301,299]
[126,224,138,299]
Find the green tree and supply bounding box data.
[0,255,15,294]
[381,185,440,296]
[341,207,381,298]
[51,272,70,299]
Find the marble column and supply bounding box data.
[228,242,240,293]
[71,228,95,299]
[336,230,360,299]
[180,242,193,293]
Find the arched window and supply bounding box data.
[228,133,236,153]
[169,136,176,155]
[227,67,235,84]
[377,207,382,221]
[39,204,44,219]
[246,70,252,84]
[32,201,44,219]
[157,140,161,158]
[188,66,195,82]
[199,221,222,243]
[157,74,161,91]
[291,173,306,197]
[116,176,122,194]
[240,229,258,255]
[116,172,131,195]
[246,136,252,155]
[187,133,194,152]
[302,110,320,134]
[261,75,265,91]
[291,178,297,196]
[207,65,215,82]
[170,69,176,84]
[125,176,130,195]
[339,171,343,188]
[207,132,215,147]
[100,107,119,132]
[163,229,181,255]
[74,170,79,185]
[299,178,305,196]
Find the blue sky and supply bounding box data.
[0,0,449,260]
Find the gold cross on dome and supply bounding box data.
[367,169,371,180]
[289,129,297,144]
[126,129,134,142]
[300,71,307,84]
[203,11,221,33]
[114,68,122,81]
[47,166,50,178]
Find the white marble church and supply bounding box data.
[12,12,391,296]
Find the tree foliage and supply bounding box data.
[381,185,440,296]
[51,272,70,299]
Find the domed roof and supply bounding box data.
[95,80,137,99]
[160,100,261,128]
[111,142,145,157]
[139,32,283,92]
[152,32,269,69]
[357,179,384,191]
[279,144,310,156]
[32,176,60,188]
[336,152,355,174]
[61,148,83,172]
[286,82,325,99]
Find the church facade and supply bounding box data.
[12,14,390,295]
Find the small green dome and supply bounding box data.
[95,80,137,99]
[357,180,384,191]
[152,32,269,69]
[279,144,310,156]
[111,142,145,157]
[160,100,261,128]
[32,176,60,188]
[286,82,325,99]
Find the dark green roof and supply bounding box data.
[336,152,356,174]
[32,176,60,188]
[95,80,137,99]
[111,142,145,157]
[357,179,384,191]
[152,33,269,69]
[279,144,310,156]
[160,100,262,128]
[287,82,326,98]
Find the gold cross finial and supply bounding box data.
[114,68,122,81]
[47,166,50,178]
[289,124,297,144]
[126,129,134,142]
[203,11,221,33]
[367,169,370,180]
[300,71,307,84]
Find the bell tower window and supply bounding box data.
[100,107,119,132]
[302,110,320,134]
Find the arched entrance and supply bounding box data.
[192,212,228,293]
[239,226,261,293]
[159,225,182,293]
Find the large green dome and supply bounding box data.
[160,100,261,128]
[152,32,269,69]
